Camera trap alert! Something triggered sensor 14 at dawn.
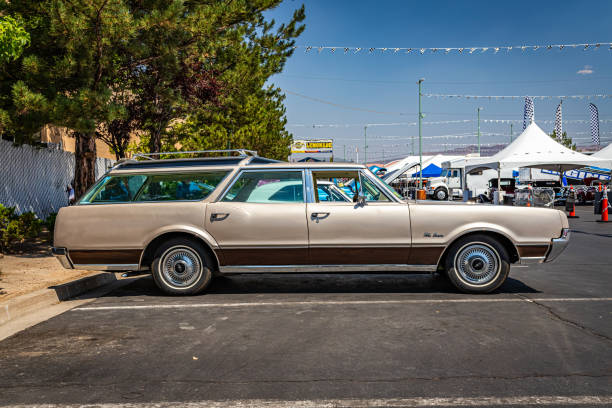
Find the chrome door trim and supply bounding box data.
[218,264,437,273]
[519,256,546,265]
[304,169,315,203]
[72,264,142,271]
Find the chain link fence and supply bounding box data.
[0,139,114,218]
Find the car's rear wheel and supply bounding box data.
[434,187,448,201]
[151,238,213,295]
[444,234,510,293]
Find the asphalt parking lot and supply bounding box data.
[0,206,611,408]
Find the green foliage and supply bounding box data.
[0,1,305,191]
[0,16,30,64]
[0,204,42,253]
[165,5,305,160]
[550,130,576,150]
[44,212,57,234]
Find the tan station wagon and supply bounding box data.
[53,150,570,295]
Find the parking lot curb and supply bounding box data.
[0,272,117,327]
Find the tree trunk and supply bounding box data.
[148,130,162,158]
[74,132,97,199]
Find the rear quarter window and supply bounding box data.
[79,171,228,204]
[137,172,228,201]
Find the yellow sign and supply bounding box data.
[291,139,333,153]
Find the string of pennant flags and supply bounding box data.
[287,118,612,127]
[424,94,612,100]
[297,42,612,55]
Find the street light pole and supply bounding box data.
[510,123,513,143]
[364,125,368,164]
[477,107,483,155]
[418,78,424,189]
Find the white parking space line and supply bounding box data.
[73,297,612,311]
[5,395,612,407]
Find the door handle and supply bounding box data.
[311,212,330,219]
[210,212,230,221]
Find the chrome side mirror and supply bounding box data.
[353,193,366,205]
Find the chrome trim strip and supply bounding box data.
[218,264,437,273]
[519,256,546,265]
[304,169,315,203]
[545,228,571,263]
[72,264,141,271]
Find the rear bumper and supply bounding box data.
[544,228,570,263]
[52,247,74,269]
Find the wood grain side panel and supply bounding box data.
[409,247,445,265]
[69,249,142,265]
[220,248,310,266]
[309,247,410,265]
[517,245,549,258]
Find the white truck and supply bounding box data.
[429,156,516,200]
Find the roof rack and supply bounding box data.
[130,149,258,161]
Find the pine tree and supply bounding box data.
[0,1,305,195]
[166,5,305,160]
[550,130,576,150]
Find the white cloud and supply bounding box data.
[577,65,594,75]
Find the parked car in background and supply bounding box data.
[53,151,570,296]
[487,178,516,201]
[576,178,609,204]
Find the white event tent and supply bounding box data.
[591,143,612,170]
[465,122,610,175]
[463,122,611,203]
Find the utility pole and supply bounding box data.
[364,125,368,164]
[510,123,513,143]
[343,144,346,162]
[477,107,483,155]
[418,78,424,189]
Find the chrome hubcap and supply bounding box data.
[161,247,202,288]
[437,190,446,200]
[455,243,499,285]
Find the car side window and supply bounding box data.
[136,172,228,201]
[221,171,304,203]
[312,171,358,203]
[361,173,391,202]
[80,175,147,203]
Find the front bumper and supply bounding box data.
[52,247,74,269]
[544,228,570,263]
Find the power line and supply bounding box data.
[283,89,412,115]
[280,74,612,85]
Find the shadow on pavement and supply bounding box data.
[94,273,540,299]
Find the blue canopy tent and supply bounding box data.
[410,163,443,178]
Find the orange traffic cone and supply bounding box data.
[526,184,532,207]
[567,186,579,218]
[597,187,610,223]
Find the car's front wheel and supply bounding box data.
[444,235,510,293]
[151,238,213,295]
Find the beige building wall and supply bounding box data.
[39,125,137,160]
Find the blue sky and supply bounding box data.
[265,0,612,162]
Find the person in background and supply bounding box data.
[66,183,75,205]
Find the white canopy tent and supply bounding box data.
[592,143,612,170]
[465,122,610,174]
[463,122,611,203]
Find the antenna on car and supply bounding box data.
[129,149,259,161]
